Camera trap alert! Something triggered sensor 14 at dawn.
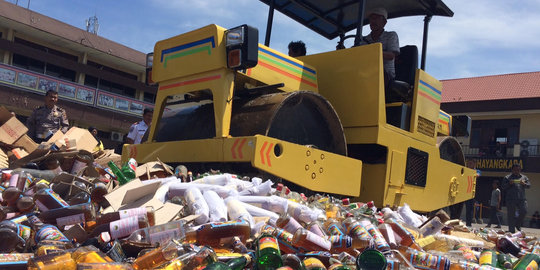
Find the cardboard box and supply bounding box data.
[63,127,97,152]
[0,116,28,145]
[11,148,29,159]
[13,134,38,153]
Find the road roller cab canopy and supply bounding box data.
[260,0,453,69]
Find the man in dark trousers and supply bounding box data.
[501,164,530,233]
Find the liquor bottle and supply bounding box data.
[328,263,351,270]
[132,241,183,270]
[182,246,218,270]
[377,223,398,249]
[184,219,251,247]
[230,236,249,253]
[69,191,91,205]
[418,216,445,236]
[0,206,16,221]
[298,251,334,267]
[0,220,31,252]
[203,190,228,222]
[359,218,390,252]
[478,249,497,266]
[22,179,50,197]
[292,228,332,252]
[303,257,327,270]
[120,158,137,180]
[39,201,95,228]
[71,245,114,264]
[512,253,540,270]
[496,235,521,256]
[260,224,301,254]
[124,220,186,246]
[385,218,422,250]
[90,182,109,205]
[33,188,70,211]
[203,262,233,270]
[108,161,129,185]
[16,196,35,213]
[282,254,306,270]
[328,234,371,254]
[97,233,126,263]
[2,173,26,203]
[96,206,155,226]
[185,186,210,224]
[449,261,482,270]
[76,262,134,269]
[495,253,512,269]
[356,249,387,270]
[225,197,254,227]
[324,218,345,236]
[256,234,283,270]
[28,214,70,242]
[26,250,76,270]
[398,246,450,270]
[0,253,34,269]
[341,217,371,241]
[276,214,304,234]
[89,214,150,239]
[226,254,252,270]
[306,221,328,238]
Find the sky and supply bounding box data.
[9,0,540,80]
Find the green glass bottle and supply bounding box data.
[479,249,498,266]
[107,161,129,185]
[497,253,513,269]
[356,249,387,270]
[303,257,326,270]
[227,254,251,270]
[513,253,540,270]
[120,158,137,180]
[204,262,232,270]
[256,234,283,270]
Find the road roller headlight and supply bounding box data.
[225,24,258,70]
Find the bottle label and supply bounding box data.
[305,230,332,251]
[56,213,85,227]
[208,219,249,228]
[409,251,441,269]
[36,225,69,242]
[303,258,325,269]
[109,216,140,239]
[282,219,301,234]
[119,207,148,219]
[517,260,538,269]
[328,235,353,248]
[17,224,32,241]
[328,263,345,270]
[258,236,279,251]
[362,222,390,251]
[328,224,344,235]
[347,223,371,240]
[45,189,69,208]
[479,250,494,265]
[149,229,182,245]
[272,228,300,253]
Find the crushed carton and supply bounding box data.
[0,106,28,144]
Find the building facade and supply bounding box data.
[442,71,540,226]
[0,1,156,148]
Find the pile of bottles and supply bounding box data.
[0,157,539,270]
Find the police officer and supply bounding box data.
[502,164,530,233]
[26,90,69,143]
[126,108,153,144]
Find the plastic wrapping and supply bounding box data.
[184,187,210,224]
[203,190,228,222]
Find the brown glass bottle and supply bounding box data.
[328,234,371,254]
[276,214,304,234]
[292,228,332,252]
[91,182,109,204]
[39,202,96,228]
[28,214,70,242]
[184,220,251,247]
[385,218,422,250]
[96,206,155,226]
[90,215,149,239]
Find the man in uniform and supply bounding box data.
[26,90,69,143]
[502,164,530,233]
[126,108,153,144]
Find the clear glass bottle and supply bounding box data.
[96,206,155,226]
[184,220,251,248]
[124,220,186,246]
[90,215,149,239]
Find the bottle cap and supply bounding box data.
[341,198,350,205]
[100,232,111,243]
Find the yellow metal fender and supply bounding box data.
[122,135,362,196]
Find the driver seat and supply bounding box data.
[386,45,418,103]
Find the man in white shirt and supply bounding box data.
[127,108,153,144]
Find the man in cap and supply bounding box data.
[26,90,69,143]
[501,164,530,232]
[361,7,400,86]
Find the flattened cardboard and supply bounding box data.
[0,117,28,144]
[104,179,143,211]
[10,148,28,159]
[120,181,160,206]
[154,202,184,225]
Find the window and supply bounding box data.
[85,75,136,98]
[469,119,520,157]
[143,92,155,103]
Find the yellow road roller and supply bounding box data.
[122,0,476,212]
